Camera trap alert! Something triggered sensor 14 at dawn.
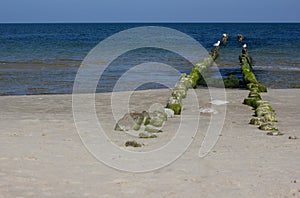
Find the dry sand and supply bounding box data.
[0,88,299,197]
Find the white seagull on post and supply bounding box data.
[243,43,247,49]
[222,33,227,37]
[213,41,220,47]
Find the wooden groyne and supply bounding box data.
[116,36,223,141]
[166,39,221,115]
[116,33,282,145]
[240,47,281,135]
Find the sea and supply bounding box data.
[0,23,299,95]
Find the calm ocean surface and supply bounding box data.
[0,23,299,95]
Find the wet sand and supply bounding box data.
[0,88,299,197]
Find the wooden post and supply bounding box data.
[221,33,229,46]
[240,48,280,134]
[237,34,244,43]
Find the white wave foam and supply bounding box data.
[254,65,300,71]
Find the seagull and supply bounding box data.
[213,41,220,47]
[222,33,227,37]
[243,43,247,49]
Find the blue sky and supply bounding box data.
[0,0,299,23]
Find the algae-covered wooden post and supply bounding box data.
[167,41,221,115]
[240,47,281,135]
[237,34,244,43]
[221,33,229,46]
[239,48,266,92]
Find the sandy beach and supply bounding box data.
[0,88,299,197]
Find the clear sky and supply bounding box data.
[0,0,299,23]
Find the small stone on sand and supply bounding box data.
[289,136,298,140]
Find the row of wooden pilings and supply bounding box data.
[117,33,281,147]
[240,48,282,135]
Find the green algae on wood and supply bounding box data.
[263,112,278,122]
[139,133,157,138]
[244,72,258,84]
[166,96,182,115]
[243,98,259,107]
[249,117,266,125]
[259,123,279,131]
[125,141,142,147]
[248,91,262,100]
[246,83,267,93]
[255,106,274,117]
[252,100,270,109]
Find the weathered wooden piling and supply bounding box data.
[237,34,244,43]
[210,46,220,60]
[239,48,266,92]
[167,49,219,115]
[221,33,229,46]
[240,48,280,135]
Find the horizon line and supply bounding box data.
[0,21,299,24]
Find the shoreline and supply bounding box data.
[0,86,299,97]
[0,88,299,197]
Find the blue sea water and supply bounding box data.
[0,23,299,95]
